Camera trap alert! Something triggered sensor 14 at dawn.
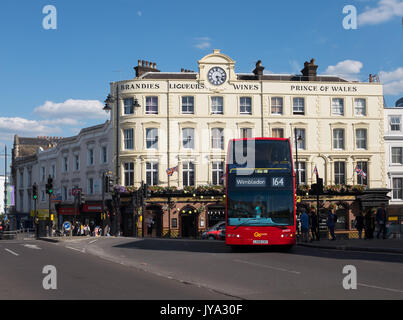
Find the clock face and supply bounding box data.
[208,67,227,86]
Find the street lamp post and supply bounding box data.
[104,86,140,237]
[294,128,303,190]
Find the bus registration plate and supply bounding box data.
[253,240,268,244]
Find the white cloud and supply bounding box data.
[358,0,403,26]
[137,11,142,17]
[323,60,364,81]
[34,99,107,120]
[0,117,62,141]
[193,37,212,50]
[379,67,403,95]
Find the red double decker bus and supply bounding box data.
[225,138,296,249]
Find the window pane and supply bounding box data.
[241,128,252,139]
[356,129,367,149]
[211,97,223,114]
[240,97,252,114]
[146,128,158,149]
[183,162,195,186]
[124,162,134,186]
[335,162,346,185]
[293,98,305,114]
[146,96,158,114]
[295,129,305,149]
[393,178,403,199]
[332,98,344,115]
[390,116,401,131]
[212,128,224,149]
[182,96,194,114]
[333,129,345,149]
[124,129,134,149]
[124,98,134,115]
[392,147,403,164]
[212,161,224,185]
[272,128,284,138]
[182,128,194,149]
[146,162,158,186]
[295,162,306,184]
[271,97,283,114]
[355,99,366,115]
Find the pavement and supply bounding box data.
[297,237,403,254]
[38,235,403,254]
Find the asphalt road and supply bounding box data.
[0,239,231,300]
[1,237,403,300]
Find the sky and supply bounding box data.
[0,0,402,174]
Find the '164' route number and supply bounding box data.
[272,177,284,187]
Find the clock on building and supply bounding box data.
[207,67,227,86]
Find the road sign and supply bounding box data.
[72,188,82,196]
[63,221,71,231]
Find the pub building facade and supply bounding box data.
[105,49,389,238]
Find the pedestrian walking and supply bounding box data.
[376,203,388,239]
[300,208,310,242]
[355,212,364,239]
[364,208,375,239]
[309,207,319,241]
[147,217,154,236]
[327,205,337,241]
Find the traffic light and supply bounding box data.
[310,178,324,195]
[46,176,53,194]
[143,183,151,199]
[80,193,86,205]
[104,175,114,193]
[32,184,38,200]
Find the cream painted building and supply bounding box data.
[108,50,385,190]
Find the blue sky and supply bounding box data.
[0,0,402,174]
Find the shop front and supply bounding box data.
[81,203,103,227]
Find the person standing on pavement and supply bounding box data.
[309,207,319,241]
[355,212,364,239]
[300,208,310,242]
[376,203,388,239]
[327,205,337,241]
[364,208,375,239]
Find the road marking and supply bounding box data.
[88,239,98,244]
[66,246,85,253]
[233,259,301,275]
[23,244,41,250]
[5,248,19,256]
[358,283,403,294]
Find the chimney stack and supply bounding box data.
[253,60,265,80]
[134,59,160,78]
[301,58,318,81]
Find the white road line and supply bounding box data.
[66,246,85,253]
[88,239,98,244]
[358,283,403,294]
[234,259,301,275]
[5,248,19,256]
[23,244,41,250]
